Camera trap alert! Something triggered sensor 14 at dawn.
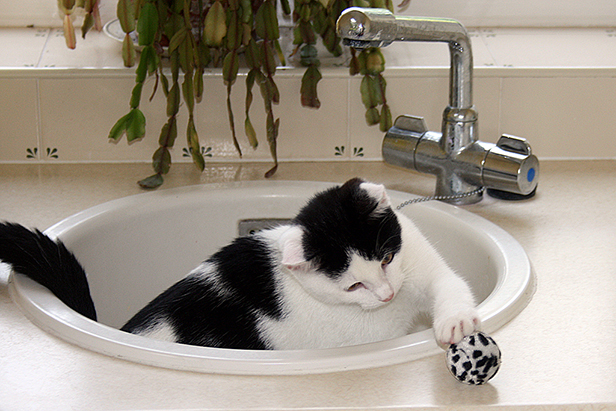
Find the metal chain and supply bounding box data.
[396,187,485,210]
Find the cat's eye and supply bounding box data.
[346,282,365,292]
[381,252,394,267]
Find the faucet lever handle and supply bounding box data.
[393,115,428,134]
[497,134,532,156]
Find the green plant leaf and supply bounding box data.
[273,39,286,66]
[223,51,239,86]
[244,69,259,149]
[138,173,164,189]
[322,26,341,56]
[261,41,277,76]
[195,68,204,103]
[299,44,318,66]
[116,0,135,33]
[264,163,278,178]
[226,12,241,50]
[203,1,227,47]
[380,103,392,132]
[59,0,76,14]
[130,82,143,109]
[312,5,327,35]
[160,70,169,96]
[168,26,187,52]
[298,3,311,21]
[187,117,205,171]
[360,75,375,108]
[135,45,153,83]
[108,112,131,141]
[262,76,280,105]
[245,39,261,69]
[167,82,180,117]
[240,0,253,24]
[158,117,177,147]
[182,74,195,114]
[122,33,136,67]
[244,118,258,149]
[152,146,171,174]
[81,13,94,39]
[226,83,241,156]
[366,48,385,74]
[62,14,76,49]
[300,65,322,108]
[164,12,184,43]
[280,0,291,15]
[266,114,279,158]
[178,34,195,73]
[255,1,279,41]
[126,108,146,142]
[349,49,360,76]
[365,106,380,125]
[298,20,316,45]
[198,42,212,68]
[137,2,158,46]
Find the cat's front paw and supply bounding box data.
[434,309,481,346]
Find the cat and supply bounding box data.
[0,178,480,350]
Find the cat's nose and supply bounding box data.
[374,282,395,302]
[379,292,394,303]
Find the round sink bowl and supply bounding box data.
[8,181,534,375]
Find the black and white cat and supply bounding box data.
[0,178,480,350]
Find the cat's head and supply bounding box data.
[281,178,404,310]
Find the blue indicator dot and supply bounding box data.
[527,168,536,182]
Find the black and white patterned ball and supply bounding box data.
[446,332,501,385]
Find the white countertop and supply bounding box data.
[1,160,615,410]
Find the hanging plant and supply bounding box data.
[59,0,395,188]
[57,0,103,49]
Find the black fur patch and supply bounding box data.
[122,236,283,349]
[0,222,97,321]
[293,178,402,277]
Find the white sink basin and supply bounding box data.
[8,181,534,375]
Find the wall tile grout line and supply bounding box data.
[35,28,52,69]
[34,78,43,161]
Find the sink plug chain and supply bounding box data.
[396,187,485,210]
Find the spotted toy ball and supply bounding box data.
[446,332,501,385]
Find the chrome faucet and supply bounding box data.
[337,7,539,204]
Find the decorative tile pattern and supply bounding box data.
[26,148,38,159]
[182,146,213,158]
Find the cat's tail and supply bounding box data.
[0,222,97,321]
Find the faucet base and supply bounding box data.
[487,187,537,201]
[435,181,484,205]
[382,114,539,205]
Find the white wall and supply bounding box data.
[402,0,616,27]
[2,0,616,28]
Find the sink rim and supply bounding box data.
[8,180,534,375]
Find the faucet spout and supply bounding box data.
[337,7,539,204]
[337,7,473,110]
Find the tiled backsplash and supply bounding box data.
[1,27,615,164]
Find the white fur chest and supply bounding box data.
[257,271,420,350]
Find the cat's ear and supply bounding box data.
[281,226,311,272]
[360,181,391,213]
